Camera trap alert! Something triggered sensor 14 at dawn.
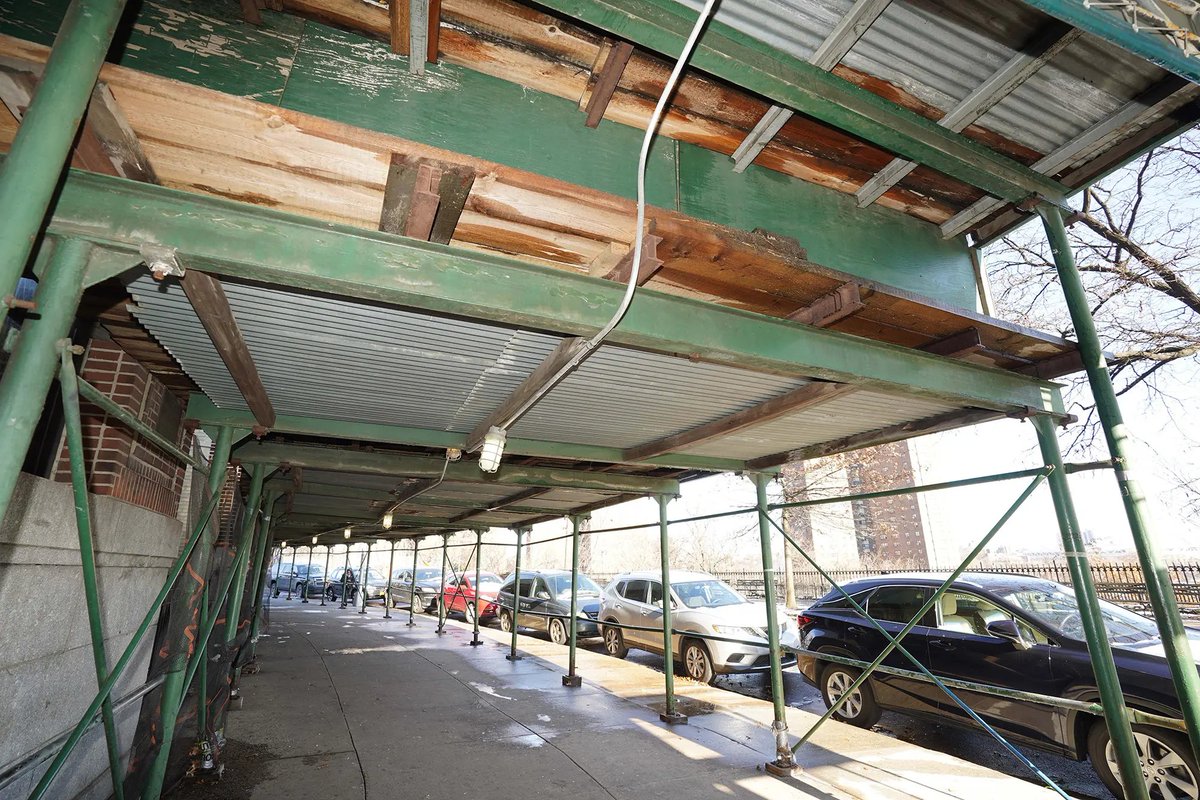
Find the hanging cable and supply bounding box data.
[495,0,722,432]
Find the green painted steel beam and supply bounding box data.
[188,394,745,472]
[1017,0,1200,86]
[42,169,1066,417]
[537,0,1068,204]
[237,442,681,494]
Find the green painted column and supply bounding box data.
[436,535,449,629]
[1034,415,1148,800]
[0,0,127,331]
[223,465,266,646]
[384,540,396,619]
[657,495,686,724]
[247,493,280,643]
[0,237,90,529]
[59,346,125,800]
[1039,204,1200,765]
[754,473,797,773]
[407,538,421,626]
[563,515,586,687]
[470,532,483,645]
[507,528,526,661]
[141,425,233,800]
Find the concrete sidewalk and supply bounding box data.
[196,602,1067,800]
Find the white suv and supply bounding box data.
[599,570,799,683]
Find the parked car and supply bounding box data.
[796,573,1199,799]
[270,562,325,598]
[326,566,389,604]
[440,571,504,621]
[495,569,603,645]
[599,570,799,684]
[389,566,446,612]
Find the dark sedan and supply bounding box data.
[496,570,602,645]
[389,566,446,612]
[796,573,1198,800]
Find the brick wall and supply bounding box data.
[53,339,194,518]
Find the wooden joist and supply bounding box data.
[465,337,589,452]
[181,271,277,430]
[582,40,634,128]
[379,153,475,244]
[787,282,864,327]
[389,0,408,55]
[597,230,663,285]
[449,485,549,523]
[623,381,856,462]
[239,0,264,25]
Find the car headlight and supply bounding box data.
[713,625,767,639]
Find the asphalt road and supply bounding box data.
[580,642,1113,800]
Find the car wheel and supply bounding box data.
[464,602,477,624]
[682,639,715,684]
[819,662,881,728]
[1089,721,1199,800]
[603,624,628,659]
[411,592,424,611]
[499,609,513,632]
[549,618,569,646]
[428,597,440,616]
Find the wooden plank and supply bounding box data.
[380,153,474,242]
[405,162,442,239]
[390,0,410,55]
[180,270,277,430]
[465,337,589,451]
[919,327,984,358]
[583,40,634,128]
[787,282,864,327]
[239,0,264,24]
[601,231,663,285]
[85,83,159,182]
[427,0,442,63]
[623,381,856,462]
[428,163,474,244]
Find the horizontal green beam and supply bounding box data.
[190,394,744,472]
[1016,0,1200,86]
[48,170,1065,418]
[238,442,681,494]
[538,0,1068,204]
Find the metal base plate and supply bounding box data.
[765,760,799,778]
[562,675,582,687]
[469,640,483,646]
[659,712,688,725]
[506,654,523,661]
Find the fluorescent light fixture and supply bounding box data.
[479,426,506,473]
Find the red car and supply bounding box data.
[440,572,504,622]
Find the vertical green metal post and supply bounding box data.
[437,535,450,631]
[1039,204,1200,764]
[384,540,396,619]
[285,546,297,600]
[471,532,483,645]
[407,538,420,626]
[302,546,314,604]
[0,0,127,331]
[339,545,351,608]
[507,528,525,661]
[563,515,585,687]
[1034,415,1148,800]
[657,495,685,724]
[59,346,125,800]
[321,544,331,607]
[0,237,90,530]
[142,425,233,800]
[754,473,796,772]
[224,465,266,643]
[247,493,280,645]
[358,542,371,615]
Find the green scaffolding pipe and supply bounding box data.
[141,425,233,800]
[564,515,586,686]
[657,496,683,722]
[1034,415,1149,800]
[77,377,208,474]
[58,346,125,800]
[437,535,450,632]
[27,468,229,800]
[0,237,90,531]
[508,528,526,661]
[223,465,266,652]
[1039,203,1200,769]
[754,474,794,769]
[0,0,127,331]
[247,493,281,646]
[470,534,483,644]
[407,539,420,626]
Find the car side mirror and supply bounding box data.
[535,591,551,600]
[986,619,1030,650]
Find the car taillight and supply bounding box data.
[797,614,813,627]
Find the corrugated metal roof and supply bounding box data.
[126,274,975,465]
[673,0,1166,155]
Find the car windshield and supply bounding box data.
[544,574,601,598]
[415,568,442,580]
[1004,585,1160,644]
[674,580,746,609]
[477,573,503,589]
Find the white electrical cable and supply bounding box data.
[498,0,722,431]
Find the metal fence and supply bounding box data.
[589,562,1200,610]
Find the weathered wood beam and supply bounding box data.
[390,0,409,55]
[427,0,441,63]
[238,0,264,24]
[920,327,985,359]
[623,381,856,462]
[787,282,864,327]
[378,153,475,244]
[582,40,634,128]
[465,336,589,452]
[599,230,663,285]
[449,486,549,524]
[180,271,276,430]
[745,408,1003,468]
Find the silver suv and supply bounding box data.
[599,570,799,683]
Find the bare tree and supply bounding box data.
[989,132,1200,453]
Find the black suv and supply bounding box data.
[797,573,1197,799]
